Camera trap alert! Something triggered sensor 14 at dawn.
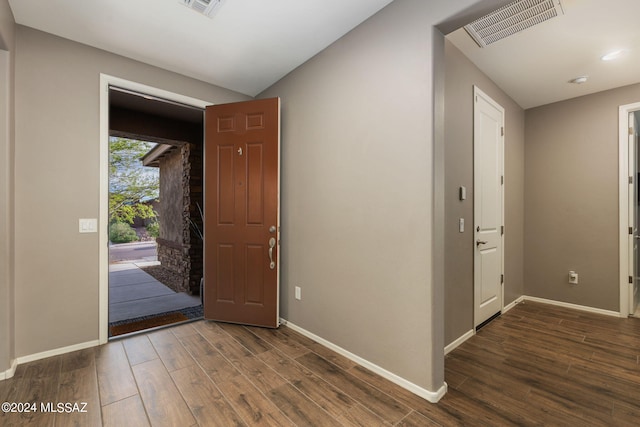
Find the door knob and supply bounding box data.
[268,237,276,269]
[476,240,488,246]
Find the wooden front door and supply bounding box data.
[204,98,280,328]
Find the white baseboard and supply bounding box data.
[503,296,525,313]
[17,339,100,365]
[444,329,474,355]
[522,296,620,318]
[281,318,447,403]
[0,359,17,380]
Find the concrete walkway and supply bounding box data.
[109,262,200,323]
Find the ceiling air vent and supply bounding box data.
[179,0,225,18]
[464,0,564,48]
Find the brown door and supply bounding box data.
[204,98,280,328]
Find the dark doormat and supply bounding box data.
[110,312,189,337]
[109,305,204,337]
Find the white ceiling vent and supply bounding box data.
[464,0,564,48]
[179,0,226,18]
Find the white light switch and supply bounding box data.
[459,218,465,233]
[79,218,98,233]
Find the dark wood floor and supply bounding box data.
[1,301,640,426]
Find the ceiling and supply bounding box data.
[9,0,639,109]
[8,0,394,97]
[447,0,640,109]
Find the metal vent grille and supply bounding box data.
[464,0,564,47]
[179,0,225,18]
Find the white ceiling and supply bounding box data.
[9,0,639,108]
[447,0,640,109]
[8,0,394,97]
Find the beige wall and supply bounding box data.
[525,83,640,311]
[259,0,492,393]
[444,40,525,345]
[13,26,248,358]
[0,0,14,375]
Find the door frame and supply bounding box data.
[473,86,505,327]
[619,102,640,318]
[98,74,211,343]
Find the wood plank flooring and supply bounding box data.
[2,301,640,426]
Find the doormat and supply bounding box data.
[109,312,189,337]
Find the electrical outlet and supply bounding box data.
[295,286,301,300]
[568,271,578,285]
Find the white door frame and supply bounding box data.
[618,102,640,318]
[98,75,211,343]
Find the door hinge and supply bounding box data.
[630,127,634,136]
[501,127,504,137]
[630,176,634,184]
[501,274,504,284]
[630,227,633,235]
[630,276,634,284]
[501,175,504,185]
[501,225,504,235]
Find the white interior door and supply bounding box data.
[474,86,504,328]
[629,112,639,315]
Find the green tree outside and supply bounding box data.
[109,137,159,226]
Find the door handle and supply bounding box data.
[268,237,276,270]
[476,240,488,246]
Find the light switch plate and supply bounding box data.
[79,218,98,233]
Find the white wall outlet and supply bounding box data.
[295,286,301,300]
[568,271,578,285]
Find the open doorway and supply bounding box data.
[107,86,205,337]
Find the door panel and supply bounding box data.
[474,87,504,328]
[218,145,236,224]
[204,98,280,327]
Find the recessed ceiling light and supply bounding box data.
[569,76,588,84]
[601,50,625,61]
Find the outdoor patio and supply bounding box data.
[108,262,200,323]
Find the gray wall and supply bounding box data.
[444,40,525,345]
[13,26,248,358]
[259,0,490,393]
[0,0,14,375]
[525,83,640,311]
